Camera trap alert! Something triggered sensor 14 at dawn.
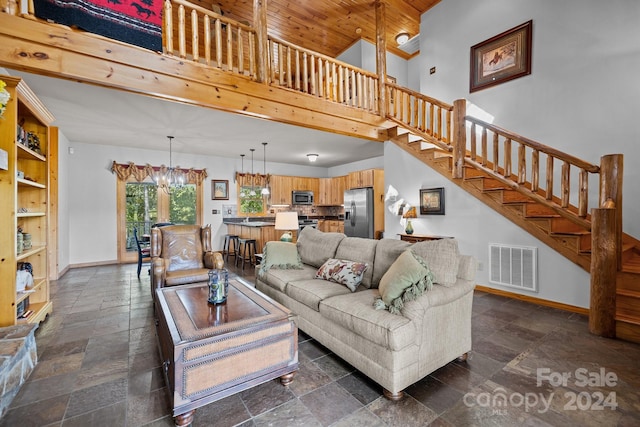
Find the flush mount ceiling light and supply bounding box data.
[307,153,319,163]
[395,32,410,45]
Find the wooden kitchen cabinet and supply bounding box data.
[348,169,382,189]
[269,175,292,205]
[317,175,346,206]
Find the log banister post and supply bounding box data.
[452,99,466,179]
[589,206,617,338]
[375,0,387,118]
[253,0,268,83]
[599,154,623,269]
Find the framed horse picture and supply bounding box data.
[470,20,532,93]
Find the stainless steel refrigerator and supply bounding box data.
[344,188,374,238]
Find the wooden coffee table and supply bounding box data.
[154,279,298,426]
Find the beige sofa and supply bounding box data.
[255,227,476,399]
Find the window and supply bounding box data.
[117,179,203,263]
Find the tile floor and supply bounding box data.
[2,263,640,426]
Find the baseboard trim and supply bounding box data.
[68,260,119,269]
[475,285,589,316]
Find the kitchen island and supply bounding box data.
[223,220,298,253]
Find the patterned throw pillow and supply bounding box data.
[315,258,368,292]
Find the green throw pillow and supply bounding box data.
[258,241,303,277]
[375,250,434,315]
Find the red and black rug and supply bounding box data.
[34,0,162,51]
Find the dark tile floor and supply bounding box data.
[2,263,640,426]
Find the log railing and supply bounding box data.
[267,36,380,113]
[163,0,258,77]
[385,82,453,149]
[461,114,601,229]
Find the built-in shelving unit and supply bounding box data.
[0,75,54,326]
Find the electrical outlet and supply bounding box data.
[212,209,219,214]
[477,261,484,271]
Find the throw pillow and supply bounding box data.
[410,239,460,286]
[375,250,434,315]
[315,258,368,292]
[258,241,303,277]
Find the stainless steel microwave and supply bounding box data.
[292,190,314,205]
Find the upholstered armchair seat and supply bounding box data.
[150,224,216,297]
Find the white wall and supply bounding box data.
[419,0,640,238]
[64,141,335,268]
[338,40,409,87]
[384,142,590,308]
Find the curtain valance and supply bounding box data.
[111,161,208,184]
[235,172,270,188]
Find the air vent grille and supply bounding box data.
[489,243,537,292]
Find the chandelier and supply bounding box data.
[155,135,185,194]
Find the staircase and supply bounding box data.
[385,117,640,344]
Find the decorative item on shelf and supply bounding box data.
[154,136,185,195]
[403,206,417,235]
[208,268,229,305]
[0,79,9,119]
[16,118,26,145]
[22,233,32,250]
[27,132,41,153]
[16,170,24,179]
[16,229,23,254]
[275,211,298,242]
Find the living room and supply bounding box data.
[0,0,639,425]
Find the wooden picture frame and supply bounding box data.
[470,20,532,93]
[212,179,229,200]
[420,187,445,215]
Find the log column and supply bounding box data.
[452,99,466,179]
[253,0,268,83]
[589,206,617,338]
[599,154,623,269]
[375,0,387,118]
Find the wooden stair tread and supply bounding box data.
[617,289,640,298]
[616,314,640,326]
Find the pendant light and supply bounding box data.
[249,148,256,196]
[261,142,270,195]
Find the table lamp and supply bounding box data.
[403,206,417,235]
[275,211,299,242]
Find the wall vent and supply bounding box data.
[489,244,537,292]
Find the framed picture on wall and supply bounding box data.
[470,20,532,93]
[420,187,445,215]
[212,179,229,200]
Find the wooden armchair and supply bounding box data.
[150,224,216,297]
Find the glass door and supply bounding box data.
[118,179,202,263]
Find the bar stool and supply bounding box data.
[235,238,257,270]
[223,234,239,263]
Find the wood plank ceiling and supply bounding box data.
[190,0,441,60]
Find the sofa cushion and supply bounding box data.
[371,239,412,287]
[258,241,303,276]
[315,258,368,292]
[334,237,378,288]
[285,279,351,311]
[411,239,460,286]
[258,265,317,293]
[296,227,345,268]
[377,250,434,314]
[320,289,416,351]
